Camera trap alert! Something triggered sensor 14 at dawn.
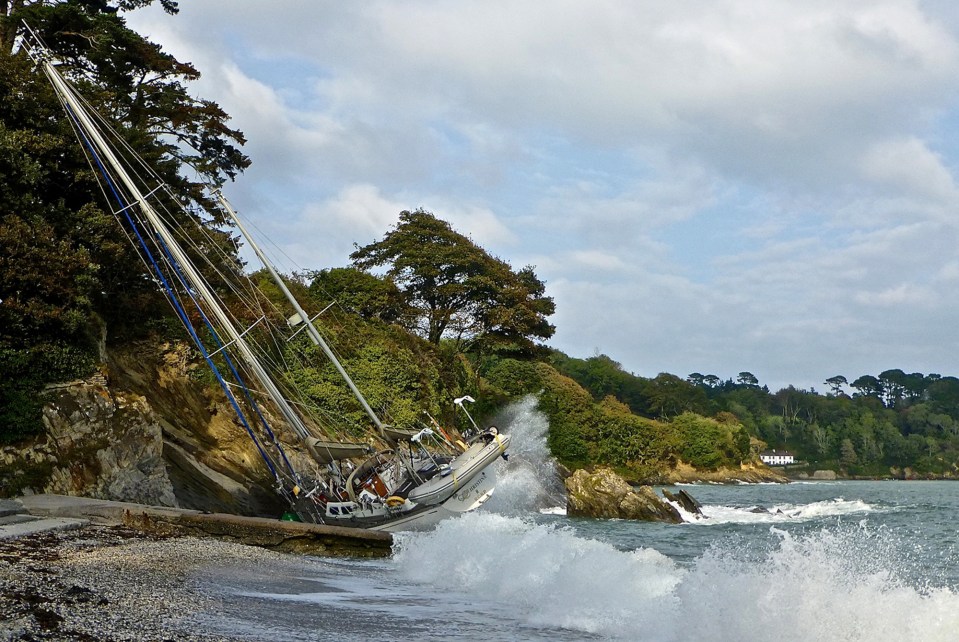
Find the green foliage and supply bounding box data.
[672,412,746,470]
[350,209,555,355]
[534,364,594,468]
[0,342,95,443]
[284,313,448,437]
[308,267,411,324]
[483,358,543,397]
[0,1,253,440]
[540,349,959,476]
[549,352,646,410]
[644,373,710,417]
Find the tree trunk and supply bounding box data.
[0,1,24,55]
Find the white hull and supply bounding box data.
[321,466,498,532]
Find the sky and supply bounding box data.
[123,0,959,393]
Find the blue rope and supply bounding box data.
[156,238,300,481]
[65,101,283,483]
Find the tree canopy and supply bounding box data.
[539,354,959,478]
[350,209,555,355]
[0,0,249,442]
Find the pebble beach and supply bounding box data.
[0,526,290,641]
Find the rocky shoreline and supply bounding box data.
[0,525,293,641]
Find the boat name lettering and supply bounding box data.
[455,474,486,502]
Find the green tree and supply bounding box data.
[825,375,847,396]
[351,209,555,354]
[643,373,709,418]
[839,438,858,468]
[878,369,908,407]
[703,374,721,388]
[851,375,884,401]
[308,267,411,324]
[927,377,959,416]
[0,0,249,442]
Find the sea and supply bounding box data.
[189,398,959,641]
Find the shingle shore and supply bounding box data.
[0,525,289,641]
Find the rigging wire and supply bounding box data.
[45,58,292,489]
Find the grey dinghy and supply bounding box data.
[407,430,511,505]
[314,427,511,531]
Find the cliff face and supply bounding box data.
[663,461,788,484]
[1,341,288,517]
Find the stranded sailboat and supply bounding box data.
[24,30,510,531]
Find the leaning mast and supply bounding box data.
[29,39,314,443]
[214,190,387,434]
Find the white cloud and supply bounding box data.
[567,251,627,272]
[855,283,935,307]
[314,184,404,239]
[860,137,959,205]
[122,1,959,390]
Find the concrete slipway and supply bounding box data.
[1,495,392,557]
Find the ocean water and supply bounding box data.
[193,398,959,641]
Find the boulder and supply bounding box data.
[36,377,177,507]
[662,488,704,517]
[565,468,682,523]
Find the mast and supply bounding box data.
[36,50,314,442]
[214,191,387,433]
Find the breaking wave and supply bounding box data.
[483,395,566,515]
[393,512,959,641]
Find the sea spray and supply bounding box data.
[394,514,959,641]
[392,512,683,636]
[693,497,876,525]
[678,524,959,642]
[483,395,567,514]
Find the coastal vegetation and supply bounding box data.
[2,0,958,491]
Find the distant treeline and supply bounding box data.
[545,354,959,476]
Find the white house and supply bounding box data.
[760,450,795,466]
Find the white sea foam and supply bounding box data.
[393,512,959,641]
[392,512,682,636]
[539,506,567,516]
[691,497,877,525]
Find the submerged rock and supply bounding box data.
[565,468,682,523]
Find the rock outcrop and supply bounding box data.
[795,469,838,481]
[565,468,682,523]
[2,374,176,507]
[662,489,704,517]
[1,341,290,517]
[662,461,788,485]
